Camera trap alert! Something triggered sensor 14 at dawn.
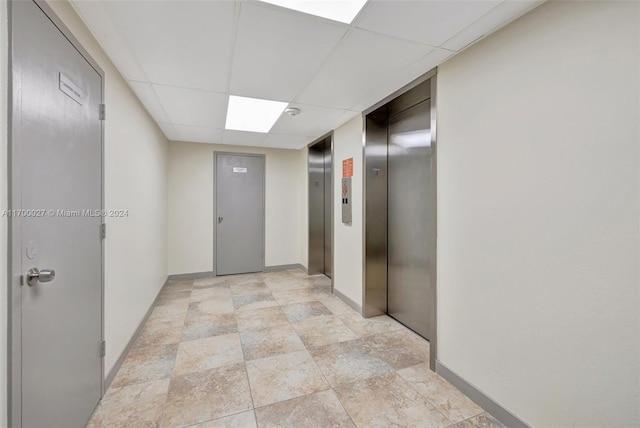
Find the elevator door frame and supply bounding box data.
[362,69,438,370]
[307,133,334,288]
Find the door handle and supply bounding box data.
[218,216,224,223]
[25,267,56,286]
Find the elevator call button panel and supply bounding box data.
[342,177,352,224]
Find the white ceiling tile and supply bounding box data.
[71,1,147,81]
[158,123,180,141]
[270,103,350,137]
[296,29,434,110]
[153,85,227,129]
[442,1,544,51]
[174,125,223,144]
[231,3,348,101]
[128,81,170,123]
[222,130,268,146]
[354,0,501,47]
[263,134,316,149]
[104,1,235,91]
[351,48,455,111]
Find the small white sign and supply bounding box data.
[59,73,84,105]
[233,167,248,173]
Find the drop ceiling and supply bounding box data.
[71,0,543,149]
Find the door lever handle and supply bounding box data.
[25,267,56,286]
[218,216,224,223]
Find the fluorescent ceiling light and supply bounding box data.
[260,0,368,24]
[225,95,288,133]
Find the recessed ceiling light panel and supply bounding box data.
[259,0,368,24]
[225,95,289,133]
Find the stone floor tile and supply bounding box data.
[194,411,257,428]
[87,379,170,427]
[160,363,252,427]
[181,313,238,341]
[245,350,329,407]
[292,316,357,348]
[173,333,244,376]
[255,389,355,428]
[280,301,333,323]
[240,324,305,360]
[334,373,451,428]
[111,344,178,388]
[235,306,289,332]
[398,363,484,423]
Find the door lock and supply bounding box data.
[25,267,56,286]
[218,216,224,223]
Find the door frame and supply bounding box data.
[212,152,266,276]
[306,132,334,291]
[7,1,106,425]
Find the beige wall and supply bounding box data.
[437,1,639,426]
[6,0,171,385]
[332,116,364,307]
[168,141,304,274]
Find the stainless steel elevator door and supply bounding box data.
[308,139,332,277]
[215,153,265,275]
[323,145,332,278]
[13,1,104,426]
[387,100,434,340]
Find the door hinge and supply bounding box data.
[100,341,106,357]
[99,104,106,121]
[100,223,106,240]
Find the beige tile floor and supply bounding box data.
[88,269,505,428]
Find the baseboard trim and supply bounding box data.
[436,360,531,428]
[264,263,306,273]
[332,288,362,314]
[167,271,214,280]
[104,276,169,390]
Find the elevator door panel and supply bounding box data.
[323,145,332,277]
[308,148,325,275]
[387,100,433,340]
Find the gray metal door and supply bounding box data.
[215,153,265,275]
[12,1,104,427]
[387,100,433,339]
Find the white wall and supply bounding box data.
[168,142,304,274]
[33,1,169,376]
[0,2,8,424]
[332,116,364,307]
[437,1,639,426]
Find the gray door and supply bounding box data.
[215,153,265,275]
[12,1,104,427]
[387,100,434,339]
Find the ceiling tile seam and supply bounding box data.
[437,0,506,52]
[290,26,355,107]
[70,2,152,86]
[129,81,174,129]
[343,48,446,112]
[222,0,245,126]
[96,2,153,85]
[135,81,228,96]
[349,24,445,50]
